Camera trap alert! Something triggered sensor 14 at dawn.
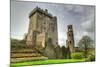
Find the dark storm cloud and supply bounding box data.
[81,19,95,33]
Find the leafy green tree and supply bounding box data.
[78,35,93,58]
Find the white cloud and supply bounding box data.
[11,35,24,40]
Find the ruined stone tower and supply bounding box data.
[66,25,75,53]
[26,7,58,48]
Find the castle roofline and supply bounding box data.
[29,7,56,18]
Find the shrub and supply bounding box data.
[71,52,84,59]
[87,54,95,61]
[86,50,95,61]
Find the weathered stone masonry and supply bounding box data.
[26,7,62,59]
[66,25,75,53]
[26,7,58,48]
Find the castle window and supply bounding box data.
[51,23,55,32]
[44,27,46,30]
[69,34,70,36]
[52,27,55,32]
[44,22,46,24]
[70,41,71,44]
[56,42,58,44]
[68,29,71,31]
[68,26,71,29]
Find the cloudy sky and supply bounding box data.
[11,0,95,47]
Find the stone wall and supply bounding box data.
[26,7,60,59]
[26,7,58,50]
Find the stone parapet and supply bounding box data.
[29,6,56,18]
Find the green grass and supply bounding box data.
[11,59,86,67]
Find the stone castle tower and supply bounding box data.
[66,25,75,53]
[26,7,58,48]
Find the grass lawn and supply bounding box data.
[11,59,86,67]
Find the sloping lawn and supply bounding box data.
[11,59,86,67]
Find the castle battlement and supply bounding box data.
[29,6,56,18]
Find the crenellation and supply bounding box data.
[29,7,54,18]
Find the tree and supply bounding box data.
[77,35,93,58]
[61,46,67,59]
